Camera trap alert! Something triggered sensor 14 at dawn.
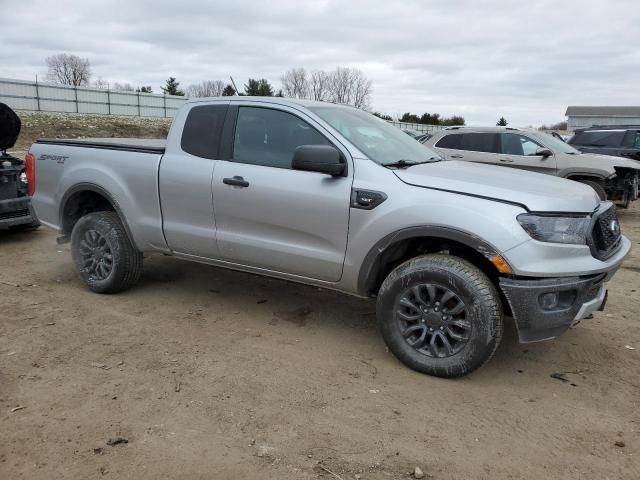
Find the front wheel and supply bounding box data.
[70,211,143,293]
[377,254,503,378]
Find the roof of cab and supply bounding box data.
[184,96,351,110]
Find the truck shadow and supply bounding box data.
[133,252,534,379]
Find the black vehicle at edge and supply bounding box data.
[0,103,39,231]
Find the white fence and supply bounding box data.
[388,120,446,134]
[0,77,187,118]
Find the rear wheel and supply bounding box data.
[70,211,142,293]
[576,179,607,201]
[377,254,503,378]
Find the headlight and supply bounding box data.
[517,213,591,244]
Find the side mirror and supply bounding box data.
[292,145,345,176]
[536,147,552,157]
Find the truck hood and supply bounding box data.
[394,160,600,213]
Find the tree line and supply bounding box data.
[398,112,466,126]
[44,52,469,125]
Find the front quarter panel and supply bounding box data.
[339,159,530,294]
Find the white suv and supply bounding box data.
[425,126,640,207]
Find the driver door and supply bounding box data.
[211,103,353,282]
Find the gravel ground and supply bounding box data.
[0,204,639,479]
[12,111,170,155]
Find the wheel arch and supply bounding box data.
[357,226,509,298]
[59,183,138,249]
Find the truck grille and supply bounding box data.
[590,203,621,260]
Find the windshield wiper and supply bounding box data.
[382,157,441,168]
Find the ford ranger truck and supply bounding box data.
[27,98,631,378]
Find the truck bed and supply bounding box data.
[36,137,166,154]
[30,136,166,250]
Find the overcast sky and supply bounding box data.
[1,0,639,126]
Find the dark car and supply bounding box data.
[569,126,640,161]
[0,103,39,231]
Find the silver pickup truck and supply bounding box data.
[28,97,631,378]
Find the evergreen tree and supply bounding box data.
[497,117,508,126]
[137,86,153,93]
[161,77,184,96]
[244,78,274,96]
[400,112,421,123]
[373,112,393,121]
[222,84,236,96]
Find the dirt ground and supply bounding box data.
[0,207,638,479]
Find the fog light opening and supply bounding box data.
[540,292,559,311]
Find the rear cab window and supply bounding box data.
[181,104,229,159]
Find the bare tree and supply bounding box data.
[278,66,372,107]
[280,68,309,99]
[186,80,226,97]
[351,70,372,109]
[113,82,135,92]
[328,66,356,105]
[45,53,91,86]
[93,78,109,89]
[310,70,330,102]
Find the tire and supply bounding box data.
[377,254,503,378]
[70,211,143,293]
[577,179,607,201]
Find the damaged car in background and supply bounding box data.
[0,103,39,231]
[426,126,640,208]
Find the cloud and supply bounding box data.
[1,0,638,126]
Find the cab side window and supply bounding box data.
[500,133,544,156]
[233,107,330,169]
[181,104,229,159]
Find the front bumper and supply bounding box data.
[500,269,615,343]
[0,197,37,229]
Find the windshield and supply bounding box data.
[531,131,581,154]
[308,105,441,164]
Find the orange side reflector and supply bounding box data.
[490,255,512,274]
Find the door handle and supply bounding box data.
[223,176,250,187]
[621,152,634,157]
[450,154,463,159]
[499,158,514,163]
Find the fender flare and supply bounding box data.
[59,182,138,250]
[357,225,504,296]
